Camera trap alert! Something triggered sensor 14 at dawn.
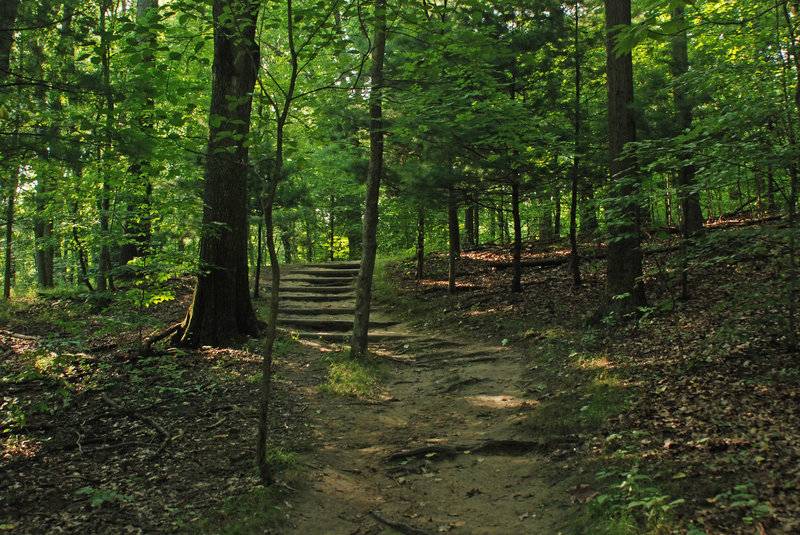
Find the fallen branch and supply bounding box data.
[101,392,170,459]
[370,511,432,535]
[487,245,682,271]
[0,330,38,341]
[139,322,181,356]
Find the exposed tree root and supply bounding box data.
[139,322,181,356]
[370,511,432,535]
[387,438,563,462]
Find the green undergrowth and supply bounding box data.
[188,448,299,534]
[320,349,382,398]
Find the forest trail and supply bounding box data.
[272,262,577,535]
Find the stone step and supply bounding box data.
[277,317,399,331]
[279,294,353,303]
[288,330,412,343]
[288,270,360,279]
[273,286,354,295]
[282,276,355,285]
[278,307,355,316]
[302,262,361,270]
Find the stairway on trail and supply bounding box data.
[275,261,407,343]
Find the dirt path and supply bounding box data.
[272,263,578,535]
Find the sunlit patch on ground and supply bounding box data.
[465,394,534,409]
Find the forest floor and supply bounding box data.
[2,217,800,534]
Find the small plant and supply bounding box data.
[76,486,131,508]
[594,463,682,533]
[1,396,26,432]
[709,483,771,524]
[191,484,288,534]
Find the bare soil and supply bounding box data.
[278,335,578,534]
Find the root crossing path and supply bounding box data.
[271,262,577,534]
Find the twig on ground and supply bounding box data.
[100,392,171,459]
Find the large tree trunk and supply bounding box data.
[29,37,55,289]
[570,0,582,287]
[604,0,646,312]
[351,0,386,359]
[671,5,703,300]
[671,6,703,236]
[0,0,19,79]
[175,0,260,347]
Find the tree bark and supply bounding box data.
[305,211,314,262]
[351,0,386,359]
[448,186,459,294]
[0,0,19,80]
[175,0,260,347]
[473,200,480,245]
[497,192,505,244]
[511,181,522,292]
[464,205,474,247]
[671,6,703,236]
[416,211,425,280]
[281,233,292,263]
[569,0,582,287]
[671,5,702,300]
[4,176,16,299]
[539,197,553,240]
[329,194,335,261]
[253,220,262,298]
[29,36,55,289]
[553,186,561,238]
[1,0,19,298]
[603,0,646,312]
